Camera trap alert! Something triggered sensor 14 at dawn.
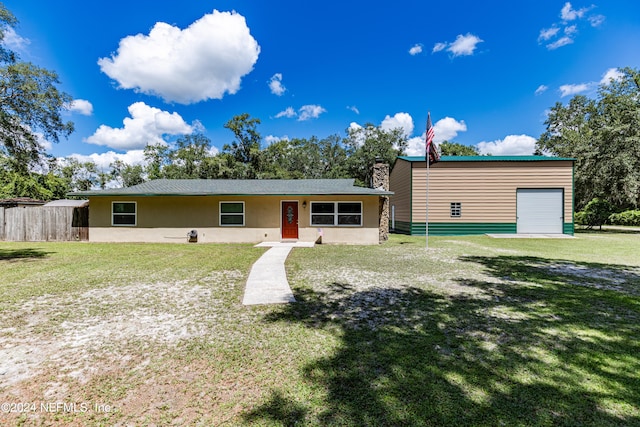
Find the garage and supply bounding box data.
[516,188,564,234]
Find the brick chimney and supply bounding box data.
[373,158,390,242]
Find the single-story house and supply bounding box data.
[69,178,393,245]
[389,155,575,235]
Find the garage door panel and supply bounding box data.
[517,189,563,234]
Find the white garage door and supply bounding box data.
[517,189,563,234]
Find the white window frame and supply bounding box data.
[111,201,137,227]
[310,201,363,227]
[219,201,245,227]
[450,202,462,218]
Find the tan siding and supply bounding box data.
[411,161,573,223]
[389,159,412,222]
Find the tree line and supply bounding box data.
[537,67,640,211]
[1,4,638,213]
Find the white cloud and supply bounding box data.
[559,83,590,97]
[347,105,360,114]
[268,73,286,96]
[274,105,326,120]
[36,132,53,152]
[476,135,537,156]
[538,27,560,42]
[264,135,289,146]
[380,112,414,137]
[535,85,549,95]
[560,2,591,21]
[348,122,362,132]
[298,105,326,121]
[432,42,447,53]
[409,44,423,55]
[275,107,296,119]
[3,27,30,52]
[69,150,147,170]
[432,117,467,143]
[541,3,602,50]
[403,116,467,156]
[85,102,193,150]
[405,136,426,156]
[547,36,574,50]
[589,14,605,27]
[447,33,483,57]
[68,99,93,116]
[600,68,623,85]
[97,10,260,104]
[432,34,483,57]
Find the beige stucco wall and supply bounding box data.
[88,195,381,244]
[409,160,574,223]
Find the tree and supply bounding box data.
[537,67,640,210]
[144,143,171,180]
[54,157,99,192]
[110,160,144,187]
[439,141,479,156]
[344,125,406,186]
[163,134,213,179]
[0,6,74,177]
[575,198,614,230]
[0,153,68,199]
[223,113,262,177]
[260,135,349,179]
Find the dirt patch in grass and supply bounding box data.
[0,271,244,391]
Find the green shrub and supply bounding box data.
[609,210,640,226]
[575,198,614,230]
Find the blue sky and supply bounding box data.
[3,0,640,169]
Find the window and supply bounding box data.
[311,202,335,225]
[311,202,362,226]
[112,202,136,226]
[220,202,245,226]
[450,202,462,218]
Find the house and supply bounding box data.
[389,156,575,236]
[69,177,392,244]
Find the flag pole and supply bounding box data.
[424,111,437,249]
[426,147,429,249]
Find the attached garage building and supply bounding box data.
[389,156,575,236]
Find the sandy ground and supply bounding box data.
[0,271,244,394]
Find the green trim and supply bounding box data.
[393,220,412,234]
[398,221,575,236]
[410,222,517,236]
[564,222,574,235]
[397,155,576,162]
[571,162,575,226]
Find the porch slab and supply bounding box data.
[254,241,316,247]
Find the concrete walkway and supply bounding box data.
[242,242,314,305]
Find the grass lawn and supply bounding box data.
[1,233,639,426]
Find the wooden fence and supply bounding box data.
[0,206,89,241]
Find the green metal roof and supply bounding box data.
[397,155,575,162]
[69,179,393,197]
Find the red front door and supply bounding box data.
[281,201,299,239]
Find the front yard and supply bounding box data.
[1,233,639,426]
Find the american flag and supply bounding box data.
[425,112,439,165]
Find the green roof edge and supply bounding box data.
[397,155,576,162]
